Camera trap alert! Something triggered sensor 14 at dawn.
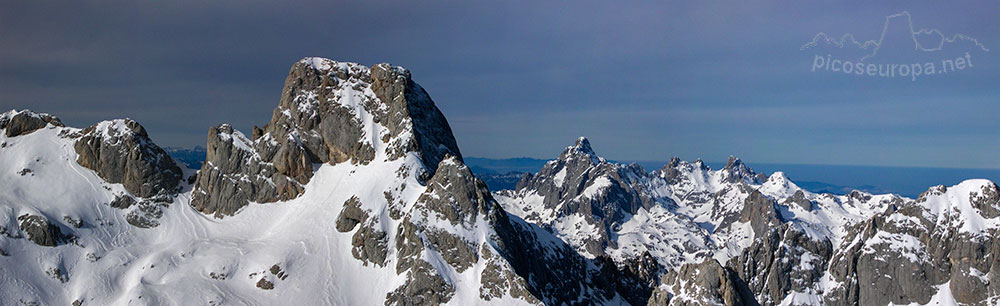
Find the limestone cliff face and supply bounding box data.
[73,119,182,198]
[825,181,1000,306]
[649,258,746,306]
[191,58,462,216]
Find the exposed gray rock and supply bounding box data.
[265,264,289,281]
[387,157,489,304]
[109,194,136,209]
[17,214,65,247]
[73,119,182,198]
[823,182,1000,306]
[0,110,63,137]
[658,157,684,184]
[351,221,388,267]
[722,156,764,184]
[415,155,495,226]
[125,200,167,228]
[46,266,69,283]
[971,182,1000,218]
[739,190,785,238]
[424,230,478,272]
[336,196,368,232]
[652,258,745,306]
[392,156,642,304]
[597,252,662,306]
[784,190,813,211]
[62,216,83,228]
[728,224,832,305]
[256,278,274,290]
[384,260,455,306]
[478,244,539,304]
[191,58,462,217]
[189,124,303,216]
[504,137,662,256]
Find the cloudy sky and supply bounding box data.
[2,1,998,168]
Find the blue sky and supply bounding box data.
[2,1,998,168]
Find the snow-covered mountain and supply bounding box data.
[0,58,645,305]
[2,57,1000,305]
[495,137,1000,305]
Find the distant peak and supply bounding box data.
[721,155,761,184]
[723,155,743,170]
[765,171,797,189]
[768,171,789,181]
[693,158,709,170]
[573,137,594,154]
[558,137,602,165]
[566,137,598,157]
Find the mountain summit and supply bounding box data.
[191,58,462,216]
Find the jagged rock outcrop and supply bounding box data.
[728,224,832,305]
[189,124,303,216]
[784,190,813,211]
[0,110,64,137]
[504,137,662,256]
[825,180,1000,306]
[598,252,663,305]
[17,214,67,247]
[650,258,745,306]
[738,190,785,238]
[721,156,767,184]
[498,136,965,305]
[658,157,685,184]
[191,58,462,216]
[336,196,368,232]
[73,119,182,198]
[391,156,631,304]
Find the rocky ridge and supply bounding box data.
[497,137,998,305]
[191,58,461,217]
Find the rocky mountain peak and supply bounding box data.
[720,155,764,184]
[666,156,681,167]
[763,171,798,191]
[268,57,461,171]
[192,57,464,216]
[572,136,594,153]
[693,158,709,171]
[73,119,182,198]
[0,109,64,137]
[558,136,601,165]
[86,119,148,143]
[723,155,743,169]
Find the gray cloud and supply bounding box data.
[1,0,998,168]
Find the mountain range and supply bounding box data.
[2,57,999,305]
[175,150,1000,198]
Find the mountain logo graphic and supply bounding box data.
[801,11,988,62]
[803,11,987,80]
